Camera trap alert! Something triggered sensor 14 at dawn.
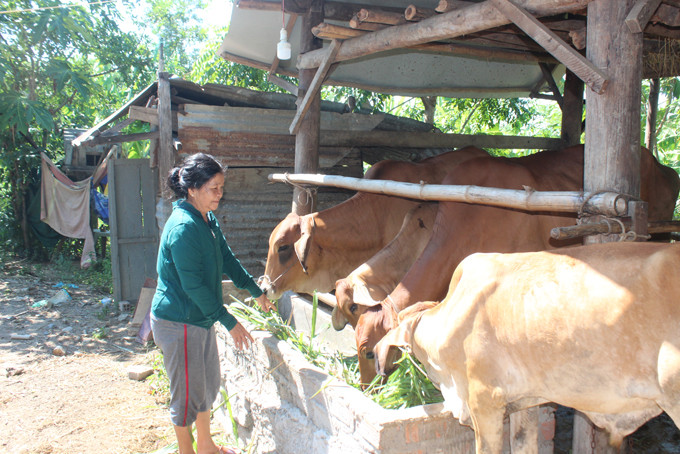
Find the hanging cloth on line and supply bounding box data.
[40,152,96,268]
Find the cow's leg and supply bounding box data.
[510,407,539,454]
[657,341,680,427]
[468,384,506,454]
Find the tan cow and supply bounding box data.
[354,145,680,385]
[374,242,680,454]
[260,146,487,300]
[331,202,437,333]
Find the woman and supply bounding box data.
[151,153,275,454]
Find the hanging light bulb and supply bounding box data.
[277,27,291,60]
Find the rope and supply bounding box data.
[578,190,609,216]
[282,173,317,211]
[600,216,651,242]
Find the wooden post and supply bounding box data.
[560,69,584,146]
[293,0,323,215]
[578,1,643,451]
[158,71,174,197]
[645,78,659,156]
[583,0,643,244]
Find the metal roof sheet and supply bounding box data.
[219,4,564,98]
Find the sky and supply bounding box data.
[198,0,233,29]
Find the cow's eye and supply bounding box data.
[364,351,374,360]
[350,303,357,314]
[277,244,293,264]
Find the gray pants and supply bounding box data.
[150,315,221,427]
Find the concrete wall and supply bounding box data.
[214,293,555,453]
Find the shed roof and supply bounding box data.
[219,0,680,99]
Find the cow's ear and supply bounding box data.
[294,216,315,274]
[331,306,348,331]
[353,284,382,307]
[374,314,419,375]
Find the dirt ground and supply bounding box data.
[0,257,230,454]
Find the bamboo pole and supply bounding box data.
[405,4,437,21]
[268,173,630,216]
[356,7,406,24]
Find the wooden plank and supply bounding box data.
[108,159,123,303]
[140,163,158,239]
[626,0,663,32]
[268,173,631,216]
[490,0,609,94]
[298,0,595,70]
[290,39,342,135]
[158,72,174,189]
[651,2,680,26]
[128,105,179,131]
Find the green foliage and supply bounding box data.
[363,349,443,410]
[229,299,444,409]
[0,0,156,255]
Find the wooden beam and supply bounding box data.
[490,0,608,93]
[268,173,630,216]
[298,0,595,70]
[290,39,342,135]
[560,69,584,146]
[538,63,563,106]
[404,4,437,21]
[436,0,476,13]
[89,130,160,146]
[319,129,564,149]
[550,219,680,240]
[101,118,135,136]
[626,0,663,33]
[313,22,366,39]
[356,7,406,24]
[267,74,299,95]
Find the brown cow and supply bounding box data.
[355,145,680,385]
[331,202,437,333]
[260,146,487,300]
[374,242,680,454]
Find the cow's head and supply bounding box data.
[331,277,383,331]
[353,300,401,388]
[261,212,317,300]
[373,301,436,377]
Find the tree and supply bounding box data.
[0,0,154,254]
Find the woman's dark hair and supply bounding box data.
[166,153,225,199]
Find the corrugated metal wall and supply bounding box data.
[175,105,366,279]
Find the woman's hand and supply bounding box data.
[255,294,276,313]
[228,322,254,351]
